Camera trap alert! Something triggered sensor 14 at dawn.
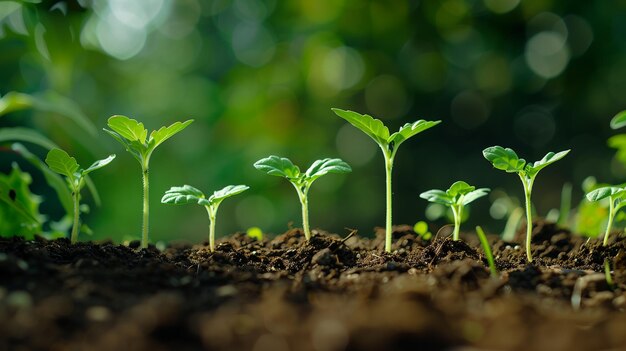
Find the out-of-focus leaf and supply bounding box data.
[0,163,43,238]
[0,127,59,150]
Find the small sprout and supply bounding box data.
[104,115,193,248]
[254,155,351,240]
[161,184,249,252]
[45,148,115,243]
[475,226,498,278]
[585,186,626,246]
[483,146,570,262]
[332,108,440,252]
[246,227,263,241]
[610,110,626,129]
[420,181,490,241]
[413,221,432,241]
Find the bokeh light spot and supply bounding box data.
[483,0,520,14]
[232,22,276,67]
[336,124,377,167]
[525,31,570,79]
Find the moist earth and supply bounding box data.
[1,221,625,351]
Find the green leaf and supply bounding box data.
[610,110,626,130]
[419,189,454,205]
[0,164,43,238]
[45,148,79,180]
[482,146,526,173]
[526,150,570,177]
[82,154,116,175]
[388,120,441,150]
[586,186,626,202]
[161,185,207,205]
[103,128,144,162]
[446,181,475,197]
[331,108,390,146]
[149,119,194,149]
[254,155,301,179]
[304,158,351,181]
[0,92,36,117]
[107,115,148,143]
[208,185,250,205]
[0,127,59,150]
[461,188,490,206]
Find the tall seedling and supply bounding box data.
[45,148,115,243]
[586,186,626,246]
[332,108,440,252]
[483,146,570,262]
[104,115,193,248]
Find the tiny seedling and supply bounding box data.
[585,186,626,246]
[104,115,193,248]
[332,108,440,252]
[246,227,263,241]
[420,181,490,241]
[413,221,432,241]
[483,146,570,262]
[161,184,249,252]
[254,156,351,240]
[475,226,498,278]
[45,148,115,243]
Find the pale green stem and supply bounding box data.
[520,175,534,262]
[451,205,462,241]
[70,189,80,244]
[384,155,394,252]
[295,186,311,240]
[141,164,150,249]
[604,198,615,247]
[206,206,217,252]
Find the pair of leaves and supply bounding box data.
[253,155,351,188]
[586,186,626,206]
[483,146,570,179]
[420,181,490,207]
[45,148,115,190]
[161,184,249,208]
[331,109,441,156]
[104,115,194,163]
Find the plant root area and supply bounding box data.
[1,221,625,351]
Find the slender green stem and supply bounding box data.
[293,185,311,240]
[604,198,615,247]
[520,175,534,262]
[141,165,149,249]
[206,206,217,252]
[476,226,498,278]
[452,205,462,241]
[384,155,394,252]
[70,189,80,244]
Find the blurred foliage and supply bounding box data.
[0,0,625,242]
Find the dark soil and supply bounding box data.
[1,221,625,351]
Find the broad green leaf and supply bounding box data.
[149,119,194,149]
[447,181,475,197]
[388,120,441,150]
[12,143,73,214]
[0,127,59,150]
[103,129,143,162]
[208,185,250,205]
[461,188,490,206]
[419,189,454,205]
[586,186,626,202]
[161,185,207,205]
[482,146,526,173]
[610,110,626,130]
[0,164,43,237]
[254,155,301,179]
[45,148,79,179]
[305,158,351,181]
[107,115,148,143]
[526,150,570,177]
[332,108,390,146]
[82,154,116,175]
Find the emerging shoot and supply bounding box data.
[332,108,440,252]
[585,186,626,246]
[420,181,490,241]
[104,115,193,249]
[161,184,249,252]
[483,146,570,262]
[475,226,498,278]
[45,148,115,243]
[254,156,351,240]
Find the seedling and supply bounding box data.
[161,184,249,252]
[483,146,570,262]
[585,186,626,246]
[420,181,490,241]
[332,108,440,252]
[104,115,193,248]
[413,221,432,241]
[475,226,498,278]
[254,156,351,240]
[45,148,115,243]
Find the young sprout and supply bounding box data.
[420,181,490,241]
[483,146,570,262]
[585,186,626,246]
[254,156,351,240]
[161,184,249,252]
[45,148,115,243]
[104,115,193,249]
[332,108,440,252]
[475,226,498,278]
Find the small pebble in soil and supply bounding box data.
[7,291,32,309]
[86,306,111,322]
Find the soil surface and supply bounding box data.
[1,221,625,351]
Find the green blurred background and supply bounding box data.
[1,0,625,243]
